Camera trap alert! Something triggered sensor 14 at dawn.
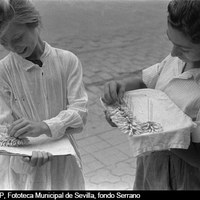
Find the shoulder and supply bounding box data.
[50,45,80,65]
[45,43,82,74]
[0,53,11,67]
[0,53,13,77]
[144,54,178,73]
[152,54,180,73]
[51,46,82,73]
[0,54,14,89]
[161,54,180,67]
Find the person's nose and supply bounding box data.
[13,45,24,54]
[171,45,182,57]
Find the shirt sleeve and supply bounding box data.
[43,53,88,139]
[142,54,171,89]
[0,84,14,125]
[191,110,200,143]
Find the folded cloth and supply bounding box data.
[102,89,196,157]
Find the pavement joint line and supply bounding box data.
[75,39,142,54]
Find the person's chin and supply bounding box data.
[17,47,29,58]
[178,57,187,62]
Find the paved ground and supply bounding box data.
[76,35,171,190]
[0,0,172,190]
[65,1,171,190]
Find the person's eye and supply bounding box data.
[15,37,22,42]
[181,48,190,53]
[0,39,7,46]
[13,35,23,43]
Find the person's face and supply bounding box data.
[167,23,200,63]
[0,22,39,58]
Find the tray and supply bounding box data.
[0,127,80,157]
[102,89,196,157]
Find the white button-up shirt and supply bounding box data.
[0,42,88,138]
[143,54,200,142]
[0,42,88,189]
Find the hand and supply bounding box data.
[22,151,52,167]
[102,80,125,105]
[104,110,117,127]
[8,118,51,138]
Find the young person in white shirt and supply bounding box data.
[0,0,88,190]
[103,0,200,190]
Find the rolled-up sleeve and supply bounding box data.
[192,109,200,143]
[142,55,170,89]
[0,84,14,125]
[43,54,88,139]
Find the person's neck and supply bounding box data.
[193,60,200,69]
[26,37,45,61]
[184,61,200,72]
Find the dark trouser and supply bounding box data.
[134,151,200,190]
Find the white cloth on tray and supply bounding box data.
[142,54,200,143]
[124,89,196,157]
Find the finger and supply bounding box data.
[109,81,120,104]
[8,119,29,137]
[29,151,39,167]
[47,152,53,161]
[38,151,52,167]
[104,81,118,104]
[103,82,112,104]
[10,118,24,127]
[8,118,24,134]
[104,111,117,127]
[118,84,125,103]
[41,151,50,166]
[13,125,30,138]
[22,156,31,163]
[37,151,45,167]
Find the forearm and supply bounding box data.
[44,107,87,138]
[171,142,200,169]
[121,70,147,92]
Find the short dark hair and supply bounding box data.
[168,0,200,43]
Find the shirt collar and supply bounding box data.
[12,41,51,71]
[177,59,200,81]
[187,68,200,81]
